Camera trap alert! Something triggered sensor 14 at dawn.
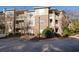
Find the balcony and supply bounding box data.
[16,15,26,21]
[16,20,24,24]
[15,24,24,29]
[16,17,25,21]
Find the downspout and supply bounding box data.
[14,9,16,34]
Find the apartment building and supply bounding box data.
[33,7,68,35]
[0,7,68,36]
[0,11,5,34]
[15,10,27,34]
[4,9,14,34]
[3,9,28,34]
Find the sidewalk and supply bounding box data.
[69,34,79,39]
[0,34,6,38]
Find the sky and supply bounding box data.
[0,6,79,11]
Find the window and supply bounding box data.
[50,19,52,23]
[55,20,58,24]
[55,28,58,32]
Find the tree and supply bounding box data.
[69,19,79,33]
[63,26,70,37]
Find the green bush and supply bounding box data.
[7,32,21,37]
[7,32,14,37]
[53,32,61,37]
[42,27,54,38]
[70,19,79,33]
[63,27,71,37]
[14,32,21,36]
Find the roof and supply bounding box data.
[28,10,35,12]
[34,6,51,9]
[15,10,29,15]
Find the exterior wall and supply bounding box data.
[49,10,67,35]
[49,11,56,32]
[58,11,67,35]
[4,10,14,34]
[25,11,35,34]
[4,10,28,34]
[15,11,25,34]
[0,13,5,34]
[35,8,49,15]
[33,8,49,35]
[49,10,59,32]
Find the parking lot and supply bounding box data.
[0,37,79,52]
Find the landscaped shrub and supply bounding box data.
[7,32,21,37]
[37,33,42,37]
[42,27,54,38]
[53,32,61,37]
[7,32,14,37]
[63,27,71,37]
[14,32,21,36]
